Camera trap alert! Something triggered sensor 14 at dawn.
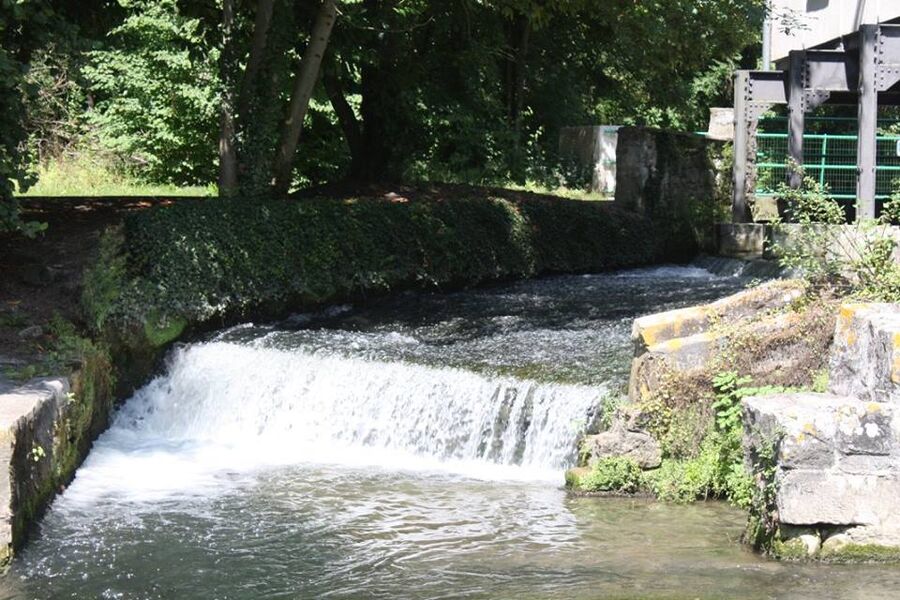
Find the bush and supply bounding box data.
[772,162,900,302]
[646,372,785,508]
[86,194,666,345]
[578,457,645,494]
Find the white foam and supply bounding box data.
[63,343,603,504]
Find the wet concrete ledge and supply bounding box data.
[0,376,71,569]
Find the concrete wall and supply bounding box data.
[613,127,729,240]
[558,126,619,194]
[770,0,900,62]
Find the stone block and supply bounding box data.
[586,426,662,469]
[0,377,72,568]
[830,303,900,404]
[716,223,765,259]
[743,393,895,470]
[776,470,900,526]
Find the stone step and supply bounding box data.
[631,279,804,355]
[743,392,900,529]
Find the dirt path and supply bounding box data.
[0,197,186,368]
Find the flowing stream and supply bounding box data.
[4,265,900,599]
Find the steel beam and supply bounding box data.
[857,24,878,220]
[787,51,806,191]
[805,49,859,91]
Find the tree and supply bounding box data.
[272,0,337,195]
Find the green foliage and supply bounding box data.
[772,162,900,302]
[0,0,57,235]
[83,0,218,185]
[578,457,645,494]
[647,372,786,508]
[81,226,127,332]
[88,195,663,344]
[20,151,216,196]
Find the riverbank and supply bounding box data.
[0,183,711,566]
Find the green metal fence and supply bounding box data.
[755,132,900,200]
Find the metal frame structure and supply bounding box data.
[732,22,900,222]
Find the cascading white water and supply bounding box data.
[68,342,605,502]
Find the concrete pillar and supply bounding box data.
[787,51,806,190]
[856,24,879,220]
[732,71,752,223]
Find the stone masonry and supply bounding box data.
[0,377,72,568]
[743,303,900,557]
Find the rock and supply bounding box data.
[631,279,805,354]
[821,533,852,556]
[17,325,43,340]
[629,280,812,402]
[586,425,662,469]
[830,303,900,403]
[797,534,822,557]
[742,393,894,472]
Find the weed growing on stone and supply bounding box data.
[645,372,787,508]
[771,161,900,302]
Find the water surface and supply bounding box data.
[6,265,900,599]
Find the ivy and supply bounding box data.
[84,195,665,343]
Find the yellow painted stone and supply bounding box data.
[838,304,868,347]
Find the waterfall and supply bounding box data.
[69,342,604,502]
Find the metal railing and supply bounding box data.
[755,132,900,200]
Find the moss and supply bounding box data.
[820,543,900,563]
[143,313,187,348]
[773,537,812,561]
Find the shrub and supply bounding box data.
[85,195,667,347]
[771,161,900,302]
[579,457,645,494]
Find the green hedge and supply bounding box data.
[86,195,678,347]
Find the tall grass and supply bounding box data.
[17,153,216,197]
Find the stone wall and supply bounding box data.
[742,303,900,560]
[558,126,619,194]
[0,377,72,567]
[629,279,812,403]
[0,336,114,570]
[614,127,730,239]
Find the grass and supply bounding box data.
[505,180,612,202]
[16,154,216,197]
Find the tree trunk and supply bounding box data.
[355,0,396,181]
[272,0,338,196]
[237,0,276,121]
[507,14,530,181]
[218,0,238,196]
[322,59,364,177]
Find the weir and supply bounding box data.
[107,342,605,481]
